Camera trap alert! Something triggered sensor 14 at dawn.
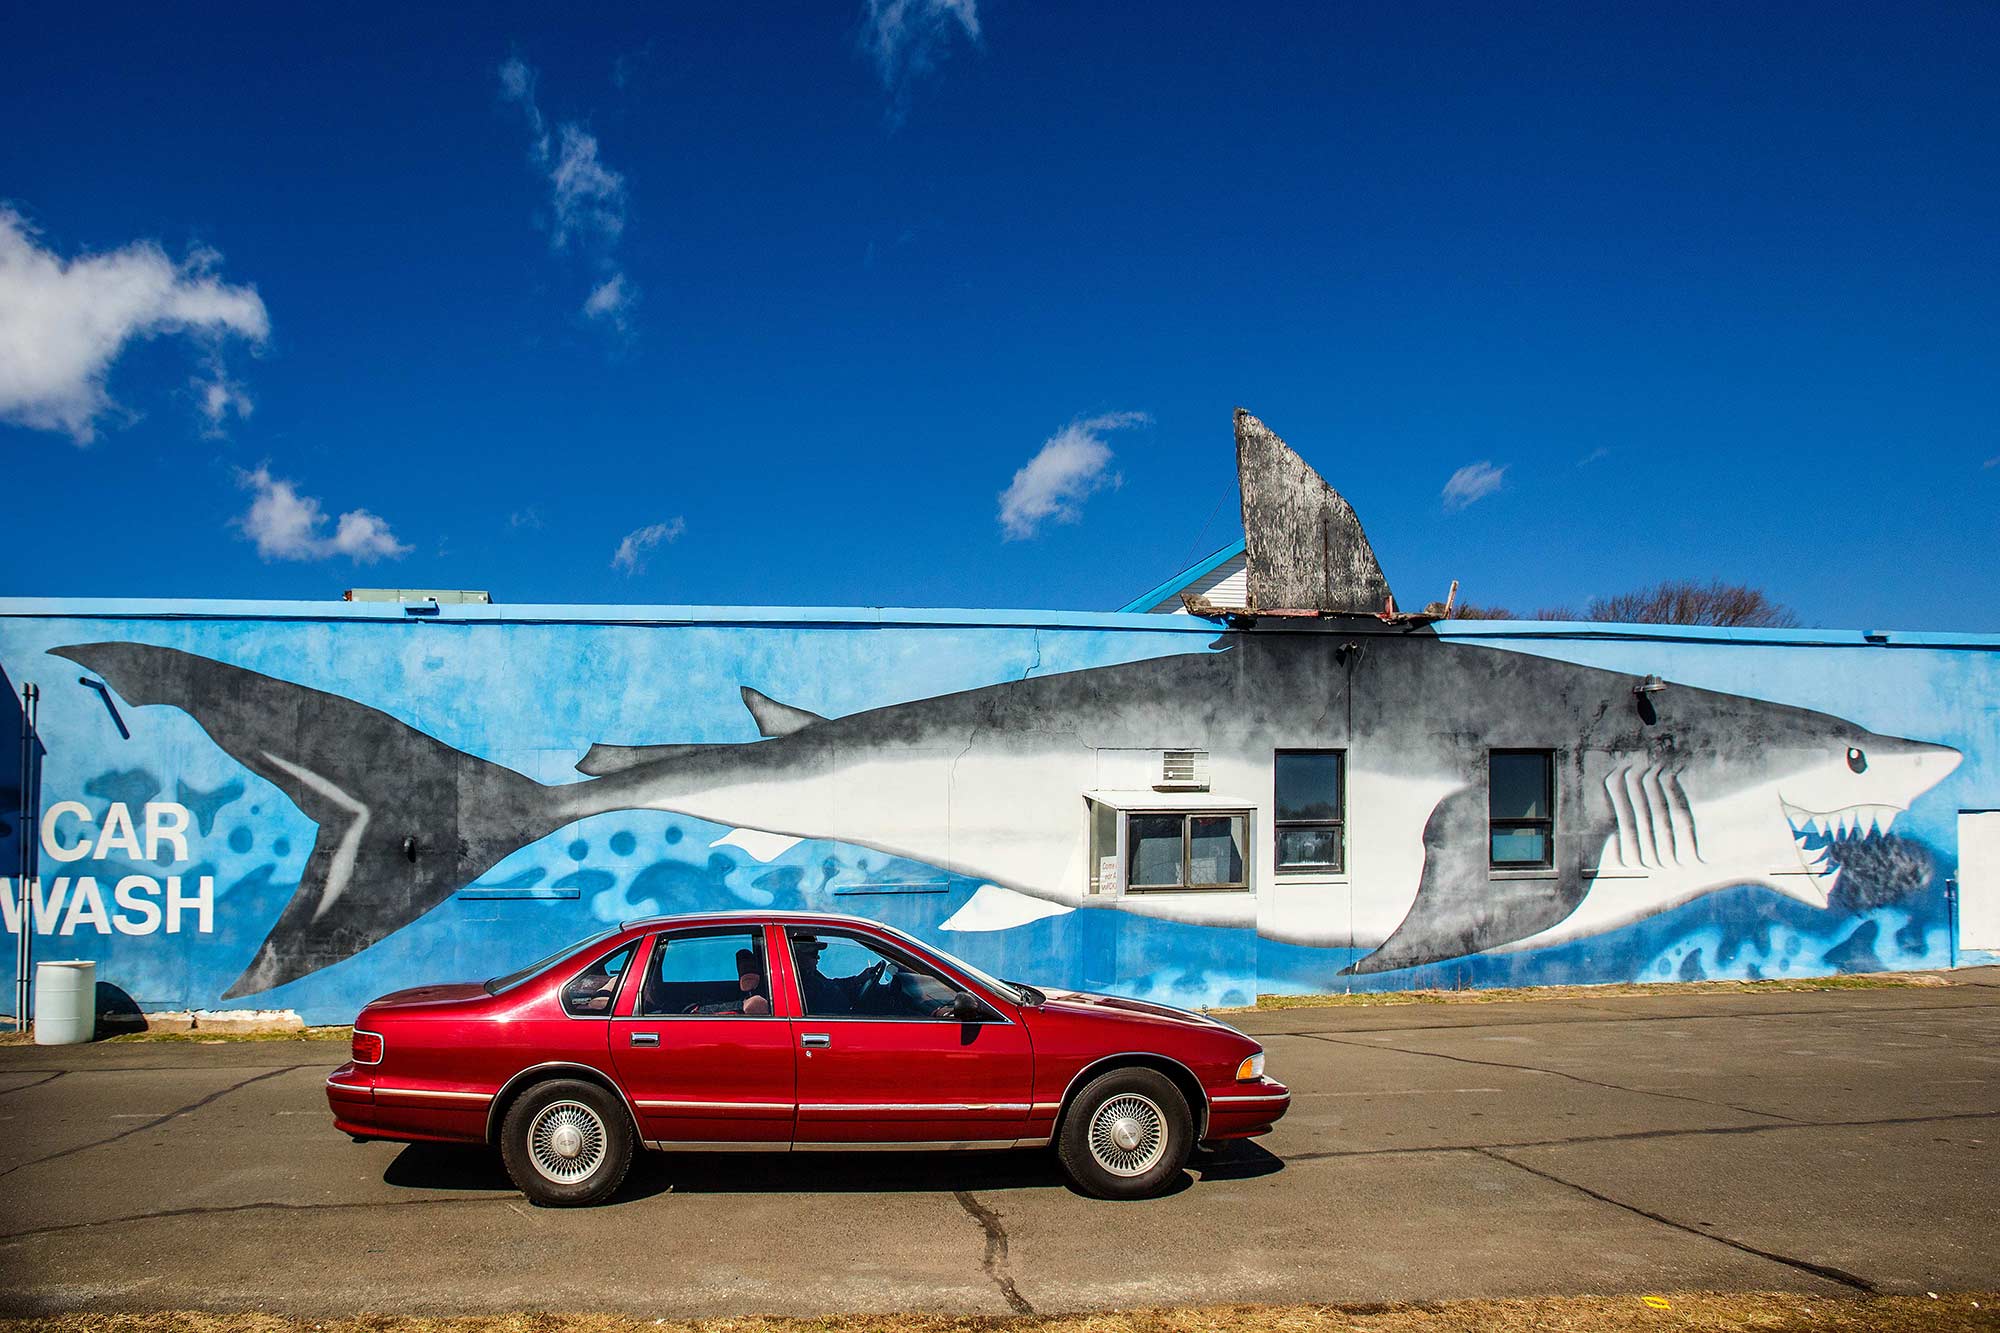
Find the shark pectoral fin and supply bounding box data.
[740,686,827,738]
[1345,786,1588,975]
[941,884,1076,932]
[576,742,709,776]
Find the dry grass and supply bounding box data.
[4,1294,1996,1333]
[1237,972,1950,1012]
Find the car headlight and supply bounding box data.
[1235,1051,1265,1081]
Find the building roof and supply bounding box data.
[1117,538,1248,614]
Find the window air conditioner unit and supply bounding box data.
[1155,750,1209,791]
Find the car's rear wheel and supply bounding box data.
[1056,1067,1192,1199]
[500,1078,634,1207]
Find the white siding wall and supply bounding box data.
[1147,552,1249,613]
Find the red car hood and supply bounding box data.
[1034,989,1239,1033]
[361,982,490,1012]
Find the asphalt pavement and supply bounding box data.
[0,969,1995,1317]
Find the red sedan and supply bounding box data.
[326,910,1289,1205]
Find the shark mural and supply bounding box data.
[47,628,1962,1000]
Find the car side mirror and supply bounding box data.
[950,991,983,1022]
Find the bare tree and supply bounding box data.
[1428,580,1799,627]
[1578,580,1799,628]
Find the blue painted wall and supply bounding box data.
[0,600,1992,1023]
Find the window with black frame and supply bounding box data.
[1274,750,1344,872]
[1126,811,1248,891]
[1489,750,1555,868]
[560,941,637,1017]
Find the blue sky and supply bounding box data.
[2,3,1995,628]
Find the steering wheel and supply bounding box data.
[863,960,895,991]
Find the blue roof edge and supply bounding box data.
[0,596,1992,649]
[1116,538,1248,614]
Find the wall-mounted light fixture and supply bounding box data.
[1633,674,1667,695]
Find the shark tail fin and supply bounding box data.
[53,642,563,1000]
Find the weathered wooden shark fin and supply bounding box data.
[740,686,827,738]
[1235,408,1395,613]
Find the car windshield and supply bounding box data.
[484,927,623,996]
[873,922,1035,1006]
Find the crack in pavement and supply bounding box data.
[953,1189,1033,1314]
[0,1072,64,1099]
[0,1064,309,1180]
[1278,1108,2000,1164]
[1247,997,1998,1040]
[1300,1031,1798,1122]
[0,1192,516,1245]
[1472,1146,1878,1293]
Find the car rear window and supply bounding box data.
[484,927,623,996]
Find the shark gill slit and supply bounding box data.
[1663,769,1704,864]
[1641,765,1677,865]
[1623,766,1658,868]
[1604,768,1638,868]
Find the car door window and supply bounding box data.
[787,930,965,1020]
[636,928,774,1017]
[561,941,637,1017]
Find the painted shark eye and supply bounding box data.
[1847,747,1867,774]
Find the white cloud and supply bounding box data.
[998,411,1148,541]
[861,0,981,119]
[499,56,638,325]
[611,517,685,574]
[0,208,268,443]
[582,272,636,328]
[235,466,411,564]
[1441,461,1507,512]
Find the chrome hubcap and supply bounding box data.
[527,1101,606,1184]
[1088,1093,1166,1177]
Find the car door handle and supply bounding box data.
[629,1032,659,1048]
[800,1033,831,1049]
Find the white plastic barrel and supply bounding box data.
[33,960,95,1045]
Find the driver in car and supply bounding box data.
[794,937,962,1019]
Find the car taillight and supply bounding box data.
[351,1030,383,1065]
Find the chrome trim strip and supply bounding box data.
[1212,1092,1292,1105]
[324,1077,372,1094]
[790,1138,1039,1152]
[1030,1101,1062,1114]
[798,1102,1031,1113]
[374,1086,494,1105]
[647,1140,790,1153]
[634,1099,793,1112]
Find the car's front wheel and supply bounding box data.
[1056,1067,1192,1199]
[500,1078,634,1207]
